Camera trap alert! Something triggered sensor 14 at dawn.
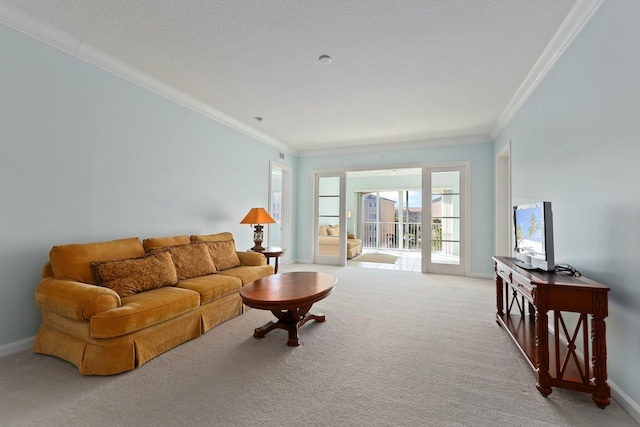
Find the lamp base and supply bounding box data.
[251,224,265,252]
[250,243,266,252]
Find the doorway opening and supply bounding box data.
[347,168,422,271]
[269,162,292,265]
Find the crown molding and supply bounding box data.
[297,134,491,158]
[0,1,81,54]
[0,2,297,156]
[490,0,606,140]
[2,0,604,157]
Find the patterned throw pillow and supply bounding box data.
[168,242,217,279]
[205,240,241,271]
[91,251,178,297]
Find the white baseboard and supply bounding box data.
[0,336,34,358]
[610,380,640,424]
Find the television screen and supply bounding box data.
[514,206,545,257]
[513,201,554,271]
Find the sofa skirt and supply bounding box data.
[34,294,243,375]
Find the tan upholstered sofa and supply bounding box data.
[318,225,362,258]
[33,232,273,375]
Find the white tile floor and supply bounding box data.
[348,249,422,272]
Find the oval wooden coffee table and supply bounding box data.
[240,272,337,346]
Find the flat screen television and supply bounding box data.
[513,201,555,271]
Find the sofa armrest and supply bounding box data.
[236,251,267,266]
[35,277,121,321]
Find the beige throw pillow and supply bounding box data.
[327,227,340,236]
[205,240,241,271]
[91,251,178,297]
[168,242,217,279]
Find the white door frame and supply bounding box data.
[269,161,292,264]
[313,170,347,266]
[422,162,469,276]
[495,142,511,256]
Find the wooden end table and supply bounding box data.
[250,247,285,273]
[239,272,336,346]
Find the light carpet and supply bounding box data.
[352,253,398,264]
[0,264,636,427]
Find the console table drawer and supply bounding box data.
[512,277,534,300]
[496,264,534,301]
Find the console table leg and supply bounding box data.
[495,270,504,322]
[591,315,610,408]
[536,383,553,397]
[535,290,552,397]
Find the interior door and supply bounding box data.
[269,162,292,264]
[314,172,346,265]
[423,165,466,275]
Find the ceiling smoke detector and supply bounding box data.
[318,55,332,63]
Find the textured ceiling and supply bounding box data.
[2,0,578,153]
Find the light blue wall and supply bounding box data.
[494,0,640,408]
[0,23,294,347]
[297,142,495,276]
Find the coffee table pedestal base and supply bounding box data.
[253,305,325,346]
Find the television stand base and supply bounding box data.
[512,260,536,270]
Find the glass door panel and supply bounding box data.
[404,190,422,251]
[315,173,346,265]
[423,166,465,275]
[318,196,340,217]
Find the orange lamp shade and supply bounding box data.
[240,208,276,225]
[240,208,276,252]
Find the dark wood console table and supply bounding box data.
[493,256,610,408]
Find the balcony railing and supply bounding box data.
[362,221,422,250]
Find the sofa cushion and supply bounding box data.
[90,287,200,338]
[346,240,362,249]
[91,251,178,297]
[204,240,241,271]
[219,265,275,285]
[142,235,190,251]
[50,237,145,285]
[318,236,339,246]
[178,274,242,304]
[166,242,217,280]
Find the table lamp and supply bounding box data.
[240,207,276,251]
